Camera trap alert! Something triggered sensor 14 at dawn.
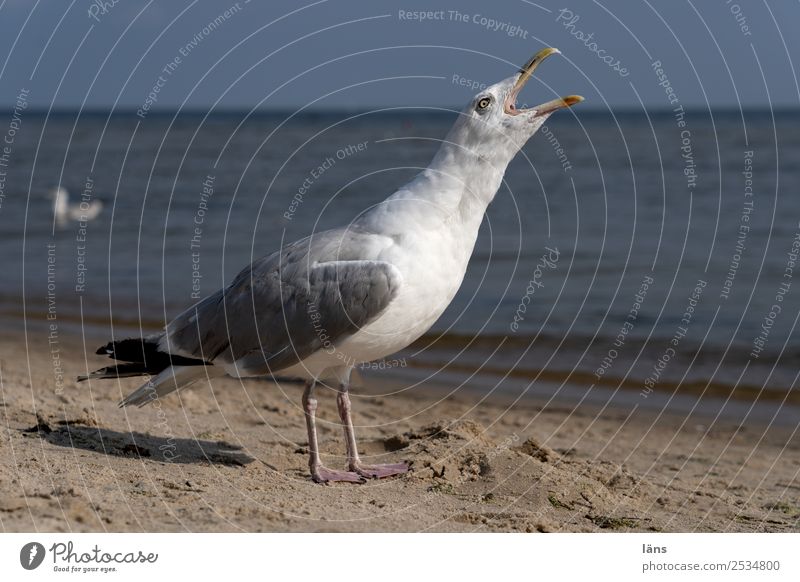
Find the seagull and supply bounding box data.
[79,48,583,484]
[50,186,103,226]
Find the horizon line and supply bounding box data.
[1,105,798,116]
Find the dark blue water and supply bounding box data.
[2,109,800,415]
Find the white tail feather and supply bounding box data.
[118,365,214,408]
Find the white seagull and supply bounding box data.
[50,186,103,226]
[80,48,583,483]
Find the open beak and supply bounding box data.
[505,47,584,117]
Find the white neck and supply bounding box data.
[359,128,518,243]
[426,139,507,210]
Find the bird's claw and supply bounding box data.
[351,461,411,479]
[311,466,366,484]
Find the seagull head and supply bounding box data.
[448,48,583,164]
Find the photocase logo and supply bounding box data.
[20,542,46,570]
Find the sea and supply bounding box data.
[1,108,799,423]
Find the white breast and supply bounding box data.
[286,206,480,380]
[282,165,495,381]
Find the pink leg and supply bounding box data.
[336,383,410,479]
[302,381,364,484]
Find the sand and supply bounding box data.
[1,330,798,532]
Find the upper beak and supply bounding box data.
[505,47,584,116]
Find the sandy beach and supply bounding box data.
[1,329,798,533]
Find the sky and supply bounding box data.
[0,0,798,112]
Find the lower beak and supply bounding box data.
[506,47,584,116]
[533,95,585,116]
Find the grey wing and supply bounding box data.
[161,234,401,375]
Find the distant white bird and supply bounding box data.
[81,48,583,484]
[50,186,103,226]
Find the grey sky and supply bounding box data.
[0,0,798,111]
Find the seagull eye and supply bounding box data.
[476,97,492,111]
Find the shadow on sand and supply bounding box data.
[24,419,254,466]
